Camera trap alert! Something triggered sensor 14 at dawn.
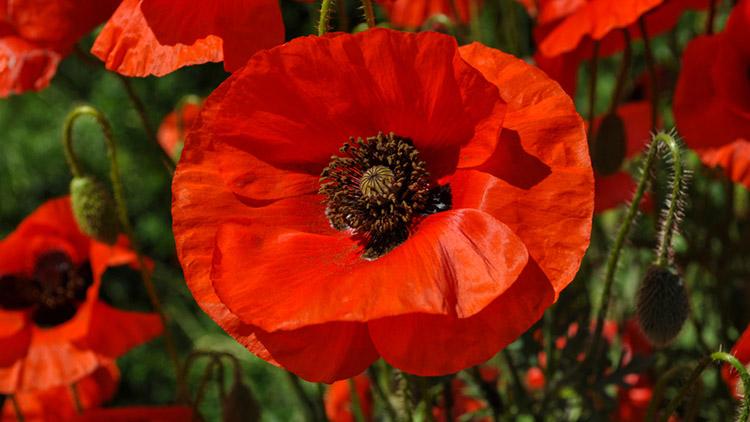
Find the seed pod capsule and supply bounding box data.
[636,265,689,346]
[70,176,119,245]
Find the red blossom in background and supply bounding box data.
[0,198,162,395]
[325,374,373,422]
[91,0,285,77]
[379,0,480,28]
[172,28,592,383]
[723,324,750,400]
[674,0,750,188]
[0,0,119,97]
[157,100,202,159]
[1,361,119,422]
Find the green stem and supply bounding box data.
[286,372,325,422]
[337,0,349,32]
[638,16,659,130]
[319,0,335,36]
[646,363,695,421]
[366,365,399,421]
[608,29,632,115]
[61,106,186,402]
[654,132,683,267]
[706,0,716,35]
[117,75,176,174]
[69,383,83,414]
[588,131,681,370]
[348,378,367,422]
[9,395,25,422]
[361,0,376,28]
[586,41,600,145]
[468,367,502,421]
[656,352,750,422]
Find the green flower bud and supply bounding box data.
[636,265,689,346]
[591,113,627,176]
[70,176,119,245]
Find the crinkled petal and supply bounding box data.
[75,302,162,358]
[211,208,528,331]
[0,36,60,98]
[700,140,750,188]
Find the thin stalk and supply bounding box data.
[337,0,349,31]
[608,29,632,115]
[586,41,600,144]
[654,132,683,267]
[657,352,750,422]
[366,366,399,421]
[646,363,695,421]
[706,0,717,34]
[348,378,367,422]
[9,395,24,422]
[442,379,455,422]
[318,0,335,36]
[586,132,682,373]
[639,16,659,130]
[69,383,83,414]
[468,367,502,421]
[62,106,186,401]
[361,0,376,28]
[501,350,529,411]
[117,75,176,174]
[286,372,324,422]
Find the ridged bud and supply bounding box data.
[636,265,689,346]
[591,113,627,176]
[222,380,260,422]
[70,176,119,245]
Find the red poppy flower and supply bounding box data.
[90,0,284,77]
[158,101,202,159]
[533,0,707,95]
[172,28,593,382]
[325,374,373,422]
[0,0,120,97]
[0,197,163,394]
[674,0,750,188]
[591,101,654,213]
[723,324,750,399]
[1,360,119,422]
[379,0,479,27]
[71,406,194,422]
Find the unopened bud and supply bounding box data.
[70,176,119,245]
[591,113,627,175]
[636,265,689,346]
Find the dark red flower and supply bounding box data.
[91,0,284,77]
[0,197,162,394]
[158,100,202,159]
[674,0,750,188]
[172,28,593,382]
[0,0,119,96]
[379,0,480,28]
[325,374,373,422]
[1,361,119,422]
[722,324,750,400]
[71,406,194,422]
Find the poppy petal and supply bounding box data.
[91,0,223,77]
[700,140,750,189]
[594,171,636,213]
[256,322,379,383]
[458,43,593,296]
[0,36,60,97]
[75,302,162,358]
[723,324,750,398]
[140,0,284,72]
[211,208,528,332]
[368,259,554,375]
[202,29,504,178]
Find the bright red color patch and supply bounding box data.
[157,101,202,159]
[723,324,750,399]
[0,0,119,96]
[172,29,593,382]
[325,374,373,422]
[674,0,750,188]
[91,0,285,77]
[0,197,162,394]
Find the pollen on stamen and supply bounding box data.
[319,132,452,259]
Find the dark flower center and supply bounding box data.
[319,132,452,259]
[0,251,93,327]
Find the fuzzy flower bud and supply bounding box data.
[70,176,119,245]
[636,265,689,346]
